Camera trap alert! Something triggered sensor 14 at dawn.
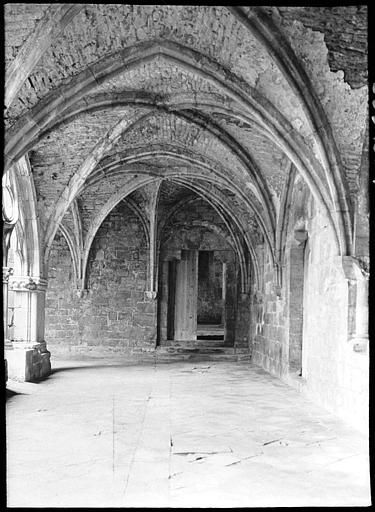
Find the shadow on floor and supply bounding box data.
[6,389,24,401]
[50,362,150,374]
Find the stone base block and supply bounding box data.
[349,337,368,354]
[5,342,51,382]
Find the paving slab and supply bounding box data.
[6,359,371,507]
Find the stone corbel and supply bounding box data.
[240,292,249,302]
[76,288,88,298]
[338,255,369,281]
[293,228,308,246]
[76,278,88,298]
[144,290,157,301]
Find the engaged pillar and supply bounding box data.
[3,266,13,346]
[5,275,51,382]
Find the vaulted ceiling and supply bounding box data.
[4,4,368,274]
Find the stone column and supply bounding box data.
[224,262,237,346]
[3,171,19,381]
[5,275,51,382]
[3,266,13,348]
[166,260,177,341]
[145,180,161,301]
[235,291,250,349]
[221,262,227,324]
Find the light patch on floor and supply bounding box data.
[6,359,371,508]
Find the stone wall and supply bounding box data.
[249,186,368,433]
[45,200,156,357]
[274,6,367,88]
[251,244,287,376]
[300,207,368,433]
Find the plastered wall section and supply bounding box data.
[301,208,368,433]
[45,201,157,357]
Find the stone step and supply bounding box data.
[157,344,249,353]
[164,347,231,354]
[237,354,251,362]
[161,340,226,348]
[155,352,239,363]
[157,346,236,353]
[196,324,224,336]
[128,344,252,364]
[155,345,250,363]
[234,347,251,354]
[196,339,226,345]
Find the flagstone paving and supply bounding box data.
[6,359,371,507]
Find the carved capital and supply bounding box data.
[3,266,13,284]
[337,256,369,281]
[9,275,48,292]
[76,288,88,298]
[144,290,157,300]
[252,290,263,305]
[240,292,249,302]
[356,257,370,279]
[293,229,308,246]
[274,284,282,299]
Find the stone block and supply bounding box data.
[5,344,51,382]
[137,301,157,314]
[133,314,156,327]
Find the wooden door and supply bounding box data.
[174,250,198,340]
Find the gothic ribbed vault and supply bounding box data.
[3,5,369,440]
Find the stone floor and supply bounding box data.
[6,358,371,508]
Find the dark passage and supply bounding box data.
[197,251,224,340]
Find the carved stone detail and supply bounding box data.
[9,276,48,292]
[339,255,369,281]
[3,266,14,284]
[293,228,308,245]
[144,290,157,300]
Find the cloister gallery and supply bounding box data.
[3,4,371,507]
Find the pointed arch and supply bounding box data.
[4,41,347,255]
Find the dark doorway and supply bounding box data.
[197,250,224,340]
[167,260,177,340]
[288,237,308,376]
